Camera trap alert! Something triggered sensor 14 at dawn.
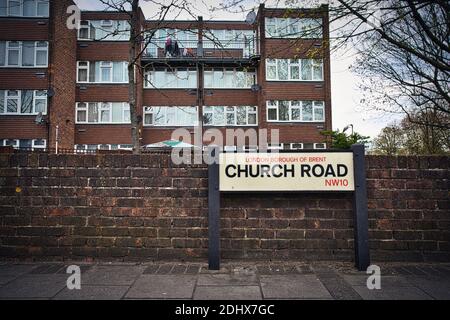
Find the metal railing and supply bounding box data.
[143,39,258,59]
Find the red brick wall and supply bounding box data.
[0,19,49,40]
[48,0,77,150]
[0,153,448,262]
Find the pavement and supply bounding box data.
[0,261,449,300]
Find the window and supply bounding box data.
[77,61,128,83]
[76,102,130,124]
[20,90,33,113]
[0,0,49,17]
[36,0,48,17]
[77,62,88,82]
[203,106,257,126]
[78,21,92,40]
[0,41,48,67]
[32,139,46,149]
[0,42,5,66]
[291,143,303,150]
[6,90,19,113]
[302,59,323,81]
[76,102,87,122]
[100,61,112,82]
[266,59,277,80]
[0,90,47,115]
[23,0,34,16]
[22,41,34,66]
[8,0,21,16]
[203,68,256,88]
[202,29,255,51]
[265,58,323,81]
[144,68,197,89]
[266,100,325,122]
[35,42,48,66]
[143,106,198,126]
[0,139,46,150]
[7,42,20,66]
[314,143,326,149]
[77,20,130,41]
[265,17,322,38]
[75,144,132,152]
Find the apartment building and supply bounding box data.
[0,0,332,152]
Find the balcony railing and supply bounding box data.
[143,39,258,60]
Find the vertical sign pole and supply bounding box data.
[208,147,220,270]
[351,144,370,271]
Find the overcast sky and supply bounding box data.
[74,0,397,139]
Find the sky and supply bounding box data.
[74,0,397,139]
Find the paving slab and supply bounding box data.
[0,276,18,286]
[54,285,129,300]
[352,285,433,300]
[405,277,450,300]
[0,264,37,276]
[81,265,144,286]
[260,275,332,299]
[316,272,362,300]
[197,273,258,286]
[125,275,196,299]
[341,274,412,287]
[0,275,67,299]
[194,286,262,300]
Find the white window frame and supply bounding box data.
[6,41,21,67]
[100,61,113,83]
[76,102,131,124]
[265,17,323,39]
[143,106,198,127]
[75,102,87,123]
[314,143,327,150]
[33,90,47,114]
[290,143,303,150]
[34,41,48,67]
[1,41,48,68]
[77,20,130,41]
[36,0,49,17]
[2,139,19,148]
[7,0,22,16]
[0,90,47,115]
[32,139,47,150]
[76,61,128,84]
[1,0,49,17]
[78,20,92,40]
[144,68,197,89]
[266,100,325,123]
[101,20,113,27]
[203,68,256,89]
[77,61,89,83]
[203,106,258,127]
[5,90,20,114]
[265,58,323,82]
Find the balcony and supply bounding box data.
[141,39,260,65]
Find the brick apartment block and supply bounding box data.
[0,0,332,152]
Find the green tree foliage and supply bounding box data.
[320,129,370,149]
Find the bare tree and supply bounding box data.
[336,0,450,129]
[94,0,198,153]
[214,1,449,130]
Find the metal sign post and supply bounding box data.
[351,144,370,270]
[208,147,220,270]
[208,144,370,271]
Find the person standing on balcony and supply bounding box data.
[165,36,172,57]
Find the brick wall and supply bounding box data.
[0,153,448,262]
